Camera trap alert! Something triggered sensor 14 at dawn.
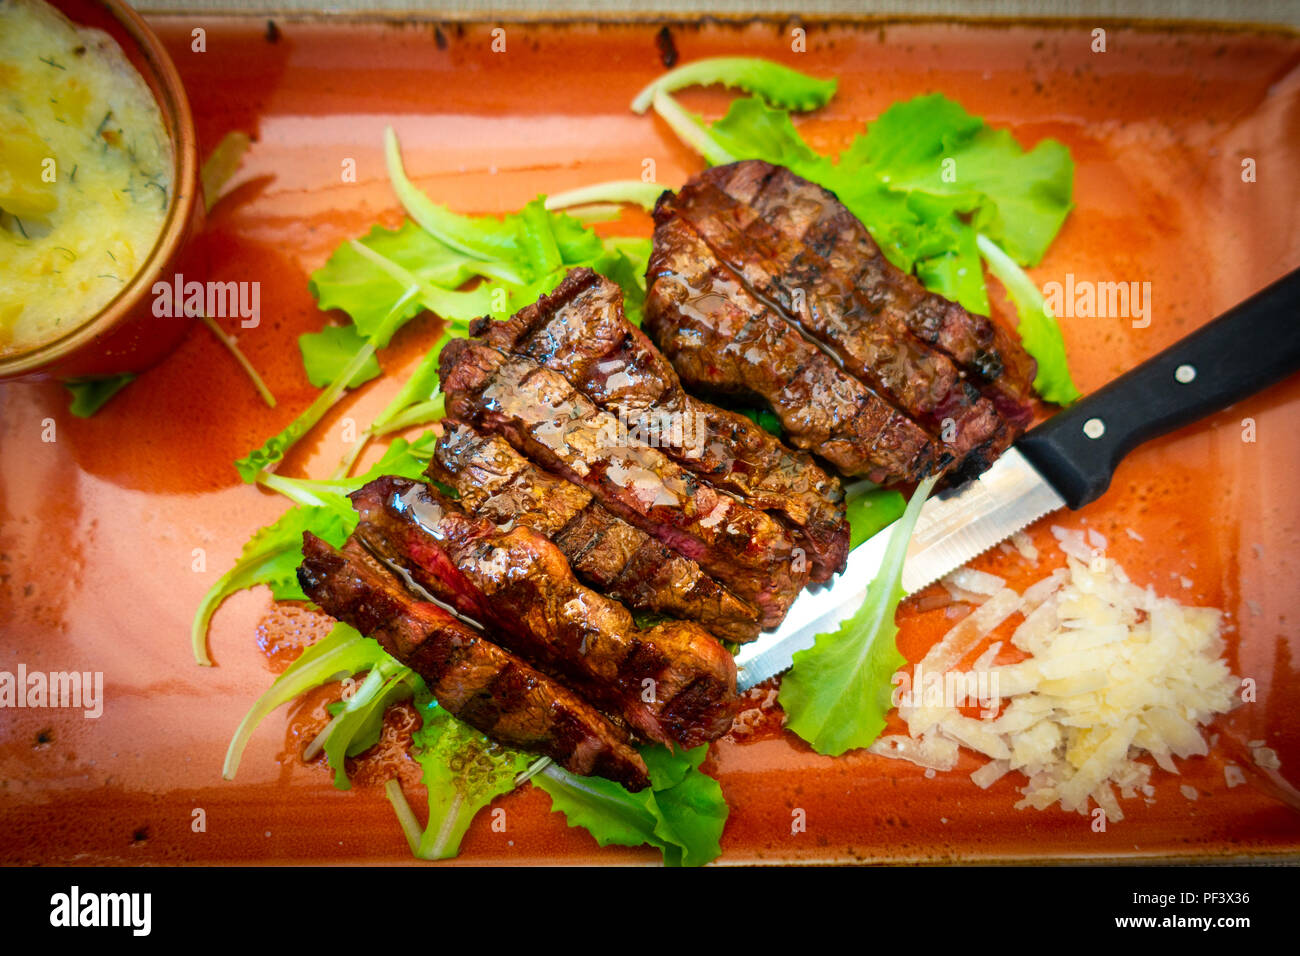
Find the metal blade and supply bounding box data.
[734,447,1064,690]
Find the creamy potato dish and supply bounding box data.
[0,0,174,356]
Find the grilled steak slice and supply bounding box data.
[467,268,850,581]
[430,422,762,642]
[350,476,740,747]
[296,532,650,791]
[439,338,809,626]
[700,160,1037,425]
[665,179,1015,479]
[644,212,944,485]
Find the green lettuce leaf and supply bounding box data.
[385,699,532,860]
[778,474,939,755]
[223,622,388,778]
[631,56,837,114]
[196,434,436,664]
[64,373,134,417]
[318,656,422,790]
[845,485,905,550]
[976,233,1082,405]
[299,324,383,389]
[191,503,350,665]
[535,744,727,867]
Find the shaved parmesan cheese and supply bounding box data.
[886,530,1240,822]
[1011,530,1039,562]
[919,588,1023,674]
[971,759,1010,789]
[943,567,1005,597]
[869,733,959,771]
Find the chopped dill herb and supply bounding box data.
[38,55,66,70]
[146,180,168,208]
[13,217,28,239]
[98,273,124,282]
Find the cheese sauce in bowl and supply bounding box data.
[0,0,202,380]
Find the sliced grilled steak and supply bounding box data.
[644,212,944,485]
[350,476,740,747]
[667,177,1015,479]
[700,160,1037,426]
[430,422,762,642]
[467,267,850,580]
[439,338,809,625]
[296,532,650,791]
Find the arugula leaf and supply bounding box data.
[197,434,436,664]
[592,244,650,328]
[738,405,784,437]
[386,702,533,860]
[545,180,665,213]
[710,94,828,173]
[309,220,490,327]
[778,474,939,756]
[834,93,1074,269]
[238,130,654,483]
[64,373,134,417]
[535,744,727,867]
[299,324,383,388]
[233,339,378,482]
[191,503,350,665]
[631,56,837,114]
[223,622,389,778]
[845,485,905,550]
[317,656,422,790]
[976,233,1082,405]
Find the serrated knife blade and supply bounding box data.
[734,447,1063,690]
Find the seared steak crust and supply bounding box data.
[439,338,808,626]
[700,161,1037,427]
[666,177,1015,478]
[467,268,850,581]
[296,532,650,791]
[350,476,740,748]
[430,422,762,642]
[644,212,943,485]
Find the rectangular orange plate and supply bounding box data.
[1,15,1297,864]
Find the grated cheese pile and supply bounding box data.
[871,526,1242,822]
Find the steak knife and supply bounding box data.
[736,266,1300,690]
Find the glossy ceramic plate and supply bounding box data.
[2,15,1298,865]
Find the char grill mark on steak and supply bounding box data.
[296,532,650,791]
[702,161,1037,426]
[643,211,943,485]
[349,476,740,747]
[667,177,1017,479]
[438,337,809,626]
[468,268,850,581]
[430,422,762,642]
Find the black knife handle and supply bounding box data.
[1017,266,1300,509]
